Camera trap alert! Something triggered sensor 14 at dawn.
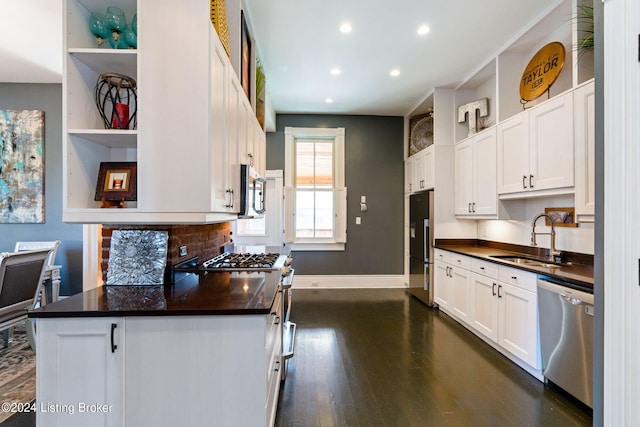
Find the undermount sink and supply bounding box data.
[489,255,557,268]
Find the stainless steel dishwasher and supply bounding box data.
[537,277,594,408]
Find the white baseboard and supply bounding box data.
[293,275,407,289]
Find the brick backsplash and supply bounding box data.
[101,223,231,284]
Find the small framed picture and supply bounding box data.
[95,162,137,202]
[544,207,577,227]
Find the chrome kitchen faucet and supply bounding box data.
[531,213,562,262]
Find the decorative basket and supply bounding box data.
[211,0,231,58]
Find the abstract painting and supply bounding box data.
[0,110,45,223]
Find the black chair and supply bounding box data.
[0,249,51,350]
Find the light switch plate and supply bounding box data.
[355,217,361,225]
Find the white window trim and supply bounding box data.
[284,127,346,251]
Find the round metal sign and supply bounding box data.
[519,42,566,102]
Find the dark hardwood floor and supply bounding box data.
[275,288,593,427]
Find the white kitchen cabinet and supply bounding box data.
[434,257,451,310]
[435,250,541,373]
[434,251,471,325]
[470,270,499,342]
[36,317,125,427]
[497,265,539,368]
[411,145,434,193]
[404,158,414,194]
[498,280,539,368]
[449,255,472,325]
[36,308,283,426]
[62,0,262,223]
[574,80,595,221]
[124,313,282,427]
[454,127,497,217]
[497,91,574,198]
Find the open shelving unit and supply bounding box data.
[63,0,139,216]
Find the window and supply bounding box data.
[284,127,346,250]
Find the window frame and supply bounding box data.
[284,127,346,251]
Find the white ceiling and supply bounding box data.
[2,0,562,117]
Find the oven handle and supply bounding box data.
[281,268,295,290]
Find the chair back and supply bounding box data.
[14,240,61,267]
[0,249,51,325]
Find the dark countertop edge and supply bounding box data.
[29,271,281,319]
[434,241,594,291]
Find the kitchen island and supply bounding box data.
[29,270,283,427]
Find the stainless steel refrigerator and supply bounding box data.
[408,191,435,306]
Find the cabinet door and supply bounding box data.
[454,139,473,215]
[433,260,451,309]
[574,81,595,219]
[472,128,497,215]
[498,282,539,368]
[210,37,231,212]
[450,265,471,324]
[470,272,499,342]
[36,317,124,427]
[497,113,530,194]
[227,76,243,211]
[422,145,435,190]
[413,150,426,191]
[529,91,574,191]
[405,157,414,193]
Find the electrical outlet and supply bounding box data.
[179,246,187,257]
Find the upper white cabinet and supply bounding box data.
[497,91,574,198]
[454,127,497,217]
[574,80,595,221]
[62,0,265,223]
[407,145,434,193]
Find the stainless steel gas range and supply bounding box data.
[176,248,296,379]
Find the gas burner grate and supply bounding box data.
[202,252,281,269]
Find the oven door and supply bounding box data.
[239,164,266,218]
[281,268,296,380]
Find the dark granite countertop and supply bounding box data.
[29,269,282,318]
[435,243,594,291]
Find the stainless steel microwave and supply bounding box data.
[239,164,266,218]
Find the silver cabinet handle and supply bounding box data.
[472,202,476,212]
[523,175,527,188]
[498,284,503,298]
[529,174,534,188]
[492,283,497,296]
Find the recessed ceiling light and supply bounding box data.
[390,69,400,77]
[325,98,334,103]
[340,22,352,33]
[417,25,430,35]
[331,68,341,76]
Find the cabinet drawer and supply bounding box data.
[265,330,282,386]
[498,265,537,292]
[434,249,451,264]
[265,290,283,350]
[471,259,499,278]
[449,254,471,270]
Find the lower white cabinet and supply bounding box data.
[37,310,282,426]
[36,317,124,427]
[434,252,472,325]
[471,271,499,342]
[436,251,541,374]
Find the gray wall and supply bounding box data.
[267,114,404,275]
[0,83,83,295]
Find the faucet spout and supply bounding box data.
[531,213,561,261]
